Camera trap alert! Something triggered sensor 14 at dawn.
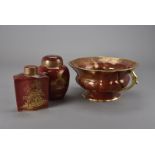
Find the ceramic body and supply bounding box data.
[39,55,70,100]
[70,56,138,102]
[14,66,49,111]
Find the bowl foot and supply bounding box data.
[82,91,120,102]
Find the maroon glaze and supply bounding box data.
[70,56,138,101]
[38,55,70,100]
[75,69,130,101]
[13,65,49,111]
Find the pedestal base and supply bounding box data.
[82,91,120,102]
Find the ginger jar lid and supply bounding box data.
[41,55,63,68]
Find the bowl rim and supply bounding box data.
[69,56,138,72]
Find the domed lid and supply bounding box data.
[41,55,63,68]
[24,65,38,76]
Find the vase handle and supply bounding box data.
[121,70,139,91]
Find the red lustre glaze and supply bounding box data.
[70,56,138,101]
[38,55,70,100]
[13,65,49,111]
[76,70,130,101]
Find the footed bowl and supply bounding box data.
[69,56,138,102]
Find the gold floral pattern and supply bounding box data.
[50,70,67,90]
[22,81,47,110]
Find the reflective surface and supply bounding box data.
[13,67,49,111]
[70,56,137,72]
[39,55,70,100]
[70,56,138,101]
